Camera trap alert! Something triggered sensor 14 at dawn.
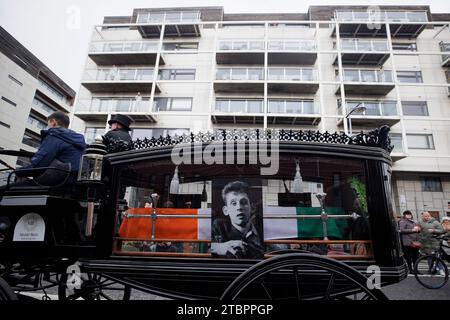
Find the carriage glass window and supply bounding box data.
[113,153,374,259]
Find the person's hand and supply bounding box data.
[413,226,419,232]
[211,241,246,257]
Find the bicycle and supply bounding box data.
[413,235,450,289]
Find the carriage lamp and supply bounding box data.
[78,136,107,237]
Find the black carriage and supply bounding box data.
[0,126,407,300]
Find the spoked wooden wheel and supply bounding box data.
[221,253,387,301]
[58,272,131,300]
[0,277,18,301]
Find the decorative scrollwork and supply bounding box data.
[102,125,394,154]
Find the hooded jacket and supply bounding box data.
[23,127,86,173]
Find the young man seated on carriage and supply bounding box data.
[0,111,85,199]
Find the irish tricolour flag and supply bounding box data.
[118,207,347,240]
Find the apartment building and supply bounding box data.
[0,27,76,183]
[73,6,450,220]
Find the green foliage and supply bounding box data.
[348,176,368,214]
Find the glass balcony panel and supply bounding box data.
[407,11,427,22]
[360,70,376,82]
[218,41,232,50]
[165,12,181,22]
[341,39,355,50]
[285,69,301,81]
[137,13,149,23]
[302,69,313,81]
[364,103,379,115]
[347,102,361,114]
[233,41,248,50]
[382,102,397,116]
[357,40,371,51]
[216,69,230,80]
[386,11,406,22]
[372,41,388,51]
[380,71,393,82]
[123,42,140,51]
[268,100,284,113]
[231,69,247,80]
[148,13,164,22]
[353,11,369,20]
[248,69,263,80]
[284,41,300,51]
[268,41,283,50]
[181,12,199,21]
[137,69,153,80]
[249,41,264,50]
[230,100,246,112]
[336,11,353,21]
[247,100,263,113]
[343,70,359,82]
[285,101,302,113]
[215,100,229,112]
[303,101,315,114]
[268,68,284,80]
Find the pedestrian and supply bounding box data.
[419,211,444,274]
[399,210,420,273]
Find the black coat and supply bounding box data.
[104,128,132,143]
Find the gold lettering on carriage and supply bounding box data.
[171,140,279,175]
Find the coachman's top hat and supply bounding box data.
[108,114,133,131]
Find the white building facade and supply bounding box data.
[73,6,450,220]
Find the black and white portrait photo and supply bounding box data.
[211,179,264,259]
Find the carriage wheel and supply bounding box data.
[221,253,387,301]
[0,277,18,301]
[58,272,131,300]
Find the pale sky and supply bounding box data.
[1,0,450,91]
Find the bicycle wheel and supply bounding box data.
[414,255,449,289]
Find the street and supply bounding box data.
[16,274,450,300]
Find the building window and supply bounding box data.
[8,74,23,86]
[132,128,189,140]
[159,69,196,80]
[402,101,429,116]
[155,98,192,111]
[392,43,417,52]
[85,127,104,144]
[0,120,10,129]
[27,113,47,130]
[32,97,57,114]
[1,96,17,107]
[38,78,67,102]
[406,134,434,150]
[22,130,41,149]
[397,71,423,83]
[390,133,404,153]
[421,177,443,192]
[163,42,198,51]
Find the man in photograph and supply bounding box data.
[211,180,264,259]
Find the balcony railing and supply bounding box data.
[215,99,264,113]
[440,41,450,63]
[77,98,154,113]
[268,100,316,114]
[216,68,264,81]
[38,79,70,106]
[339,69,393,83]
[338,39,389,52]
[338,101,398,116]
[82,68,154,81]
[268,40,316,51]
[268,68,316,81]
[27,116,47,130]
[217,40,265,51]
[89,41,158,53]
[137,11,201,23]
[334,10,428,22]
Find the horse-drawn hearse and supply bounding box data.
[0,126,407,300]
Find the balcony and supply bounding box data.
[214,68,264,93]
[81,68,160,93]
[267,68,319,94]
[337,101,400,127]
[216,40,265,64]
[37,78,71,111]
[267,100,320,125]
[334,39,389,66]
[336,69,394,95]
[332,10,427,38]
[212,99,264,124]
[136,11,201,38]
[267,40,317,65]
[88,41,164,65]
[75,98,157,123]
[440,41,450,68]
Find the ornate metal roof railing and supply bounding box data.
[102,125,394,154]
